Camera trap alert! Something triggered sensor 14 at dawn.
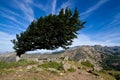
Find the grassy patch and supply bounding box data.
[34,77,39,80]
[67,67,76,72]
[38,61,63,70]
[0,69,14,75]
[98,71,115,80]
[0,59,38,69]
[88,70,115,80]
[108,70,120,80]
[81,60,94,68]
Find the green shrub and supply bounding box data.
[67,67,76,72]
[0,61,7,69]
[60,57,64,60]
[99,70,107,74]
[68,58,73,61]
[108,71,120,80]
[0,69,14,75]
[34,77,39,80]
[38,62,63,70]
[81,60,94,68]
[88,70,99,76]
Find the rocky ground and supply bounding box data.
[0,45,120,80]
[0,59,117,80]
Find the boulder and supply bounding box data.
[62,62,71,71]
[47,68,60,73]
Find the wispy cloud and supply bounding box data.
[94,12,120,45]
[31,0,71,15]
[71,34,120,47]
[14,0,34,22]
[106,13,120,29]
[96,12,120,38]
[52,0,57,14]
[0,7,27,22]
[0,11,26,28]
[32,0,57,14]
[0,31,15,53]
[32,2,47,12]
[0,23,23,31]
[56,0,72,14]
[60,0,71,9]
[1,31,119,53]
[81,0,109,19]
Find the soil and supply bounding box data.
[0,68,103,80]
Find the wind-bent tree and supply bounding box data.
[11,7,86,57]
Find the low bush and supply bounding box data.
[108,71,120,80]
[81,60,94,68]
[38,62,63,70]
[67,67,76,72]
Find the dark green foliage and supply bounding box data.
[11,7,85,56]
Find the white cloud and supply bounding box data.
[71,34,120,47]
[32,0,57,14]
[95,13,120,39]
[32,2,47,12]
[0,31,119,53]
[24,0,70,15]
[0,31,15,53]
[60,0,71,9]
[81,0,109,19]
[0,23,23,31]
[106,13,120,29]
[0,11,26,29]
[0,7,27,22]
[27,33,120,54]
[52,0,57,14]
[56,0,72,14]
[14,0,34,22]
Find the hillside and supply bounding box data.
[0,45,120,80]
[20,45,120,71]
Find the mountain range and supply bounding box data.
[0,45,120,71]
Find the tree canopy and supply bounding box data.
[11,7,86,57]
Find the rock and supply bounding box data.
[32,65,38,68]
[26,65,32,70]
[47,68,60,73]
[18,75,21,77]
[62,62,71,71]
[36,68,43,71]
[0,52,16,62]
[100,78,104,80]
[59,73,64,76]
[19,69,22,72]
[16,56,20,62]
[64,56,69,60]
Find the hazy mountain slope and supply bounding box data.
[0,45,120,70]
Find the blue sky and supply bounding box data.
[0,0,120,53]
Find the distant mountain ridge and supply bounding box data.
[93,45,120,55]
[0,45,120,70]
